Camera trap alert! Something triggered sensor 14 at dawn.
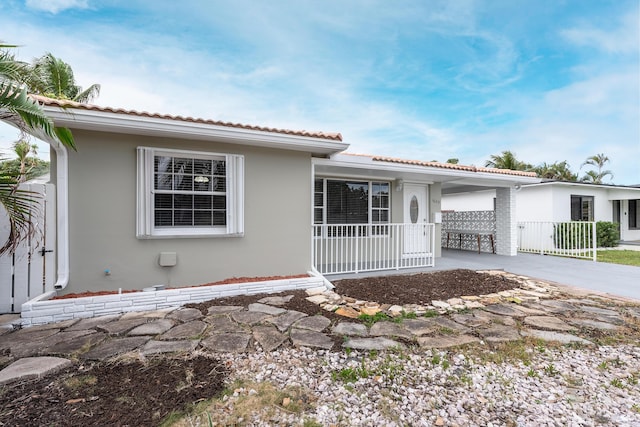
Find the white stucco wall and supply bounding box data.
[441,190,495,212]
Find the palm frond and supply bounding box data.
[73,83,101,103]
[0,179,42,255]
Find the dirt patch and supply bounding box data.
[0,355,227,427]
[333,269,520,306]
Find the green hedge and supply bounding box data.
[596,221,619,247]
[553,222,593,250]
[553,221,619,249]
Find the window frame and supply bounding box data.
[137,147,244,238]
[570,195,594,222]
[313,178,390,236]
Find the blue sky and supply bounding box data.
[1,0,639,184]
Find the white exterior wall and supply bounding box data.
[516,186,555,222]
[548,186,611,222]
[441,190,495,212]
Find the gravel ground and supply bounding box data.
[208,344,640,426]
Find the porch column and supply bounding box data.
[495,187,517,256]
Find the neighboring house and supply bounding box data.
[2,96,540,298]
[442,180,640,242]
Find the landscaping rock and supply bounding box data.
[401,318,439,336]
[477,325,521,343]
[206,305,244,315]
[46,332,108,356]
[97,318,150,337]
[205,316,247,333]
[258,295,294,306]
[482,304,525,317]
[335,306,360,318]
[230,311,272,325]
[65,314,121,331]
[569,318,619,331]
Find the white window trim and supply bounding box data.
[136,146,244,238]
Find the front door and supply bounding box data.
[403,183,428,256]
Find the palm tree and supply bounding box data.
[0,43,75,255]
[29,53,100,103]
[533,161,578,181]
[484,151,532,171]
[581,153,613,184]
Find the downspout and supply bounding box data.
[51,141,69,290]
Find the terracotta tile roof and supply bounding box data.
[344,153,539,178]
[32,95,343,141]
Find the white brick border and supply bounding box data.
[20,275,325,327]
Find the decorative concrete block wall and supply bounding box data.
[20,276,325,327]
[495,187,517,256]
[441,211,496,253]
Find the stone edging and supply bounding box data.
[20,276,325,327]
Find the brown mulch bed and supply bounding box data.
[0,269,520,425]
[0,355,227,427]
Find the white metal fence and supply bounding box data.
[517,221,596,261]
[312,223,436,275]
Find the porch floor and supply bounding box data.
[325,249,640,301]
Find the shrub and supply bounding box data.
[596,221,619,247]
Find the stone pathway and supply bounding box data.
[1,271,638,385]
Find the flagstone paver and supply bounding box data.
[81,336,151,360]
[205,316,247,333]
[343,337,405,351]
[141,340,199,356]
[290,329,334,350]
[477,325,521,343]
[575,305,620,317]
[65,314,121,331]
[128,319,175,336]
[482,304,525,317]
[523,316,576,332]
[159,320,208,340]
[248,303,287,316]
[332,322,368,337]
[267,310,308,332]
[568,318,619,331]
[252,326,288,351]
[207,305,244,315]
[520,329,592,345]
[418,334,480,348]
[96,318,150,336]
[230,310,272,325]
[167,308,203,322]
[201,333,251,353]
[0,357,72,385]
[451,313,491,328]
[46,332,108,355]
[402,318,440,336]
[258,295,294,306]
[536,300,579,313]
[369,321,413,340]
[292,315,331,332]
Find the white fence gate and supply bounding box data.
[517,221,596,261]
[0,183,56,313]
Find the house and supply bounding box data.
[3,96,541,301]
[442,180,640,243]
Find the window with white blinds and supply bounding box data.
[314,178,390,225]
[137,147,244,238]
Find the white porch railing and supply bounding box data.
[312,223,436,275]
[517,221,596,261]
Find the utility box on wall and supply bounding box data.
[158,252,177,267]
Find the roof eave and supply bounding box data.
[43,105,349,155]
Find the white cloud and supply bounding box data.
[561,7,640,54]
[25,0,89,14]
